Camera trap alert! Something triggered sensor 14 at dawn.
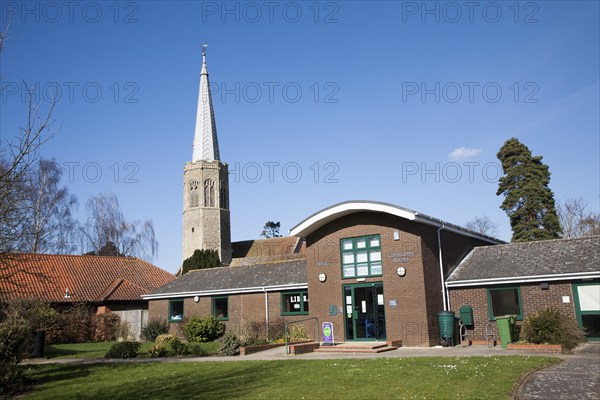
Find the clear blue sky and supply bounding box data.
[1,1,598,273]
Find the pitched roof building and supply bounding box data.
[0,253,174,304]
[447,236,599,286]
[447,236,600,342]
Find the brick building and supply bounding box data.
[288,201,501,346]
[447,236,600,342]
[144,238,309,339]
[145,49,599,346]
[0,253,175,339]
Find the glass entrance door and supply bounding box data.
[344,283,386,341]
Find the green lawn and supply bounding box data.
[44,341,220,359]
[23,356,559,399]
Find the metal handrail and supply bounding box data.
[284,317,319,355]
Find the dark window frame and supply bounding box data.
[169,298,184,323]
[280,290,309,316]
[212,296,229,321]
[486,286,523,321]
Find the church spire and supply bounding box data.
[192,45,220,162]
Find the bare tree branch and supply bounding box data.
[558,198,600,238]
[465,216,499,237]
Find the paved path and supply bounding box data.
[23,343,566,365]
[515,342,600,400]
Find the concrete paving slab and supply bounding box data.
[515,343,600,400]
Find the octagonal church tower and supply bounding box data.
[182,47,232,265]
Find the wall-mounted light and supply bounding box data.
[393,231,400,241]
[194,296,200,303]
[318,273,327,283]
[397,267,406,277]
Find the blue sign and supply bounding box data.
[322,322,334,344]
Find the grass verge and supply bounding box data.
[43,341,220,359]
[23,356,559,399]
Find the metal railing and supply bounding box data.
[284,317,319,355]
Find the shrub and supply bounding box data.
[104,341,141,358]
[288,324,309,342]
[116,321,133,341]
[186,343,205,356]
[0,315,30,395]
[91,313,121,342]
[146,334,188,357]
[241,320,266,343]
[146,343,169,357]
[182,315,225,343]
[155,334,179,346]
[268,318,285,342]
[242,338,269,347]
[141,317,169,341]
[49,303,93,344]
[218,333,241,356]
[521,307,585,351]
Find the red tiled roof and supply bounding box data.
[0,253,175,304]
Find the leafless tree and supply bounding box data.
[78,193,158,262]
[18,158,78,254]
[465,216,499,237]
[1,19,58,291]
[558,198,600,238]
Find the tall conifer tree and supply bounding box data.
[496,138,561,242]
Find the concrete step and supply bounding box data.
[315,343,398,353]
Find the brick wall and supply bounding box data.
[448,281,576,341]
[305,212,490,346]
[148,292,315,340]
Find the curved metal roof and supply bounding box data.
[289,200,503,244]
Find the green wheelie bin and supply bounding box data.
[495,315,516,348]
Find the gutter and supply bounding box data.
[445,271,600,288]
[142,283,308,300]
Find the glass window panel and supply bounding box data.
[340,235,382,279]
[490,289,520,317]
[356,263,369,276]
[213,297,228,319]
[356,250,368,263]
[342,240,353,250]
[282,292,308,314]
[344,266,355,277]
[343,253,355,264]
[170,300,184,322]
[371,262,382,275]
[370,250,382,262]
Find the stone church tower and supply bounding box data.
[182,47,232,265]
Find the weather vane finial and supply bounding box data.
[202,44,208,63]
